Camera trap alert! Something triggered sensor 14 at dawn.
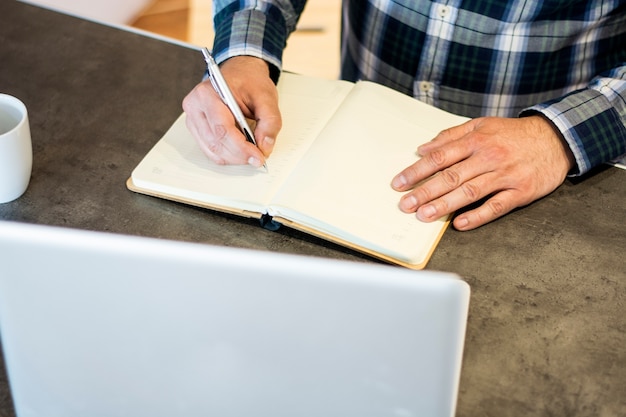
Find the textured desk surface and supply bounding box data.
[1,1,625,416]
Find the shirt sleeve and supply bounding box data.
[522,66,626,176]
[211,0,308,82]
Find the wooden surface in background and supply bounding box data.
[131,0,189,41]
[132,0,340,79]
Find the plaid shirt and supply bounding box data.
[212,0,626,176]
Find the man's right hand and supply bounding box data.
[182,56,282,167]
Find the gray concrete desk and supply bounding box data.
[1,1,624,416]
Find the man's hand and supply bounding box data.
[182,56,282,167]
[391,115,576,230]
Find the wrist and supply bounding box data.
[527,114,576,175]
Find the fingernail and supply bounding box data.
[417,139,435,155]
[392,174,407,189]
[264,136,275,146]
[455,216,469,229]
[416,144,429,156]
[418,204,436,220]
[248,156,262,167]
[399,195,417,211]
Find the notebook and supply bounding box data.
[0,220,470,417]
[128,72,470,269]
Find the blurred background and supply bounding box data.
[22,0,340,79]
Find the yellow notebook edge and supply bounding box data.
[126,177,264,220]
[270,215,452,270]
[127,177,450,269]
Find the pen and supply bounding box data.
[201,47,268,171]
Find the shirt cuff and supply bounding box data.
[212,7,288,84]
[521,88,626,176]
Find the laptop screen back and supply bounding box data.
[0,221,469,417]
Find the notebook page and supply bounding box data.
[269,81,469,264]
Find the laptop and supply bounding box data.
[0,220,470,417]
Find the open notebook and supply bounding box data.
[128,72,470,269]
[0,220,470,417]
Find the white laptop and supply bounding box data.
[0,220,470,417]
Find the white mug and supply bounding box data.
[0,94,32,203]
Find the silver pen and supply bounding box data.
[201,47,267,170]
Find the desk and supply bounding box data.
[1,2,625,416]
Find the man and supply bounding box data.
[183,0,626,230]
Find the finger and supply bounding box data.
[452,189,521,230]
[183,96,228,165]
[252,110,281,157]
[397,144,507,213]
[184,112,225,165]
[188,102,255,165]
[183,83,233,164]
[222,90,276,160]
[201,113,265,167]
[183,83,265,166]
[399,167,504,217]
[391,137,474,192]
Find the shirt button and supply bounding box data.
[438,5,450,18]
[419,81,433,93]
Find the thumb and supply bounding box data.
[253,105,282,157]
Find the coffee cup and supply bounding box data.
[0,94,32,203]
